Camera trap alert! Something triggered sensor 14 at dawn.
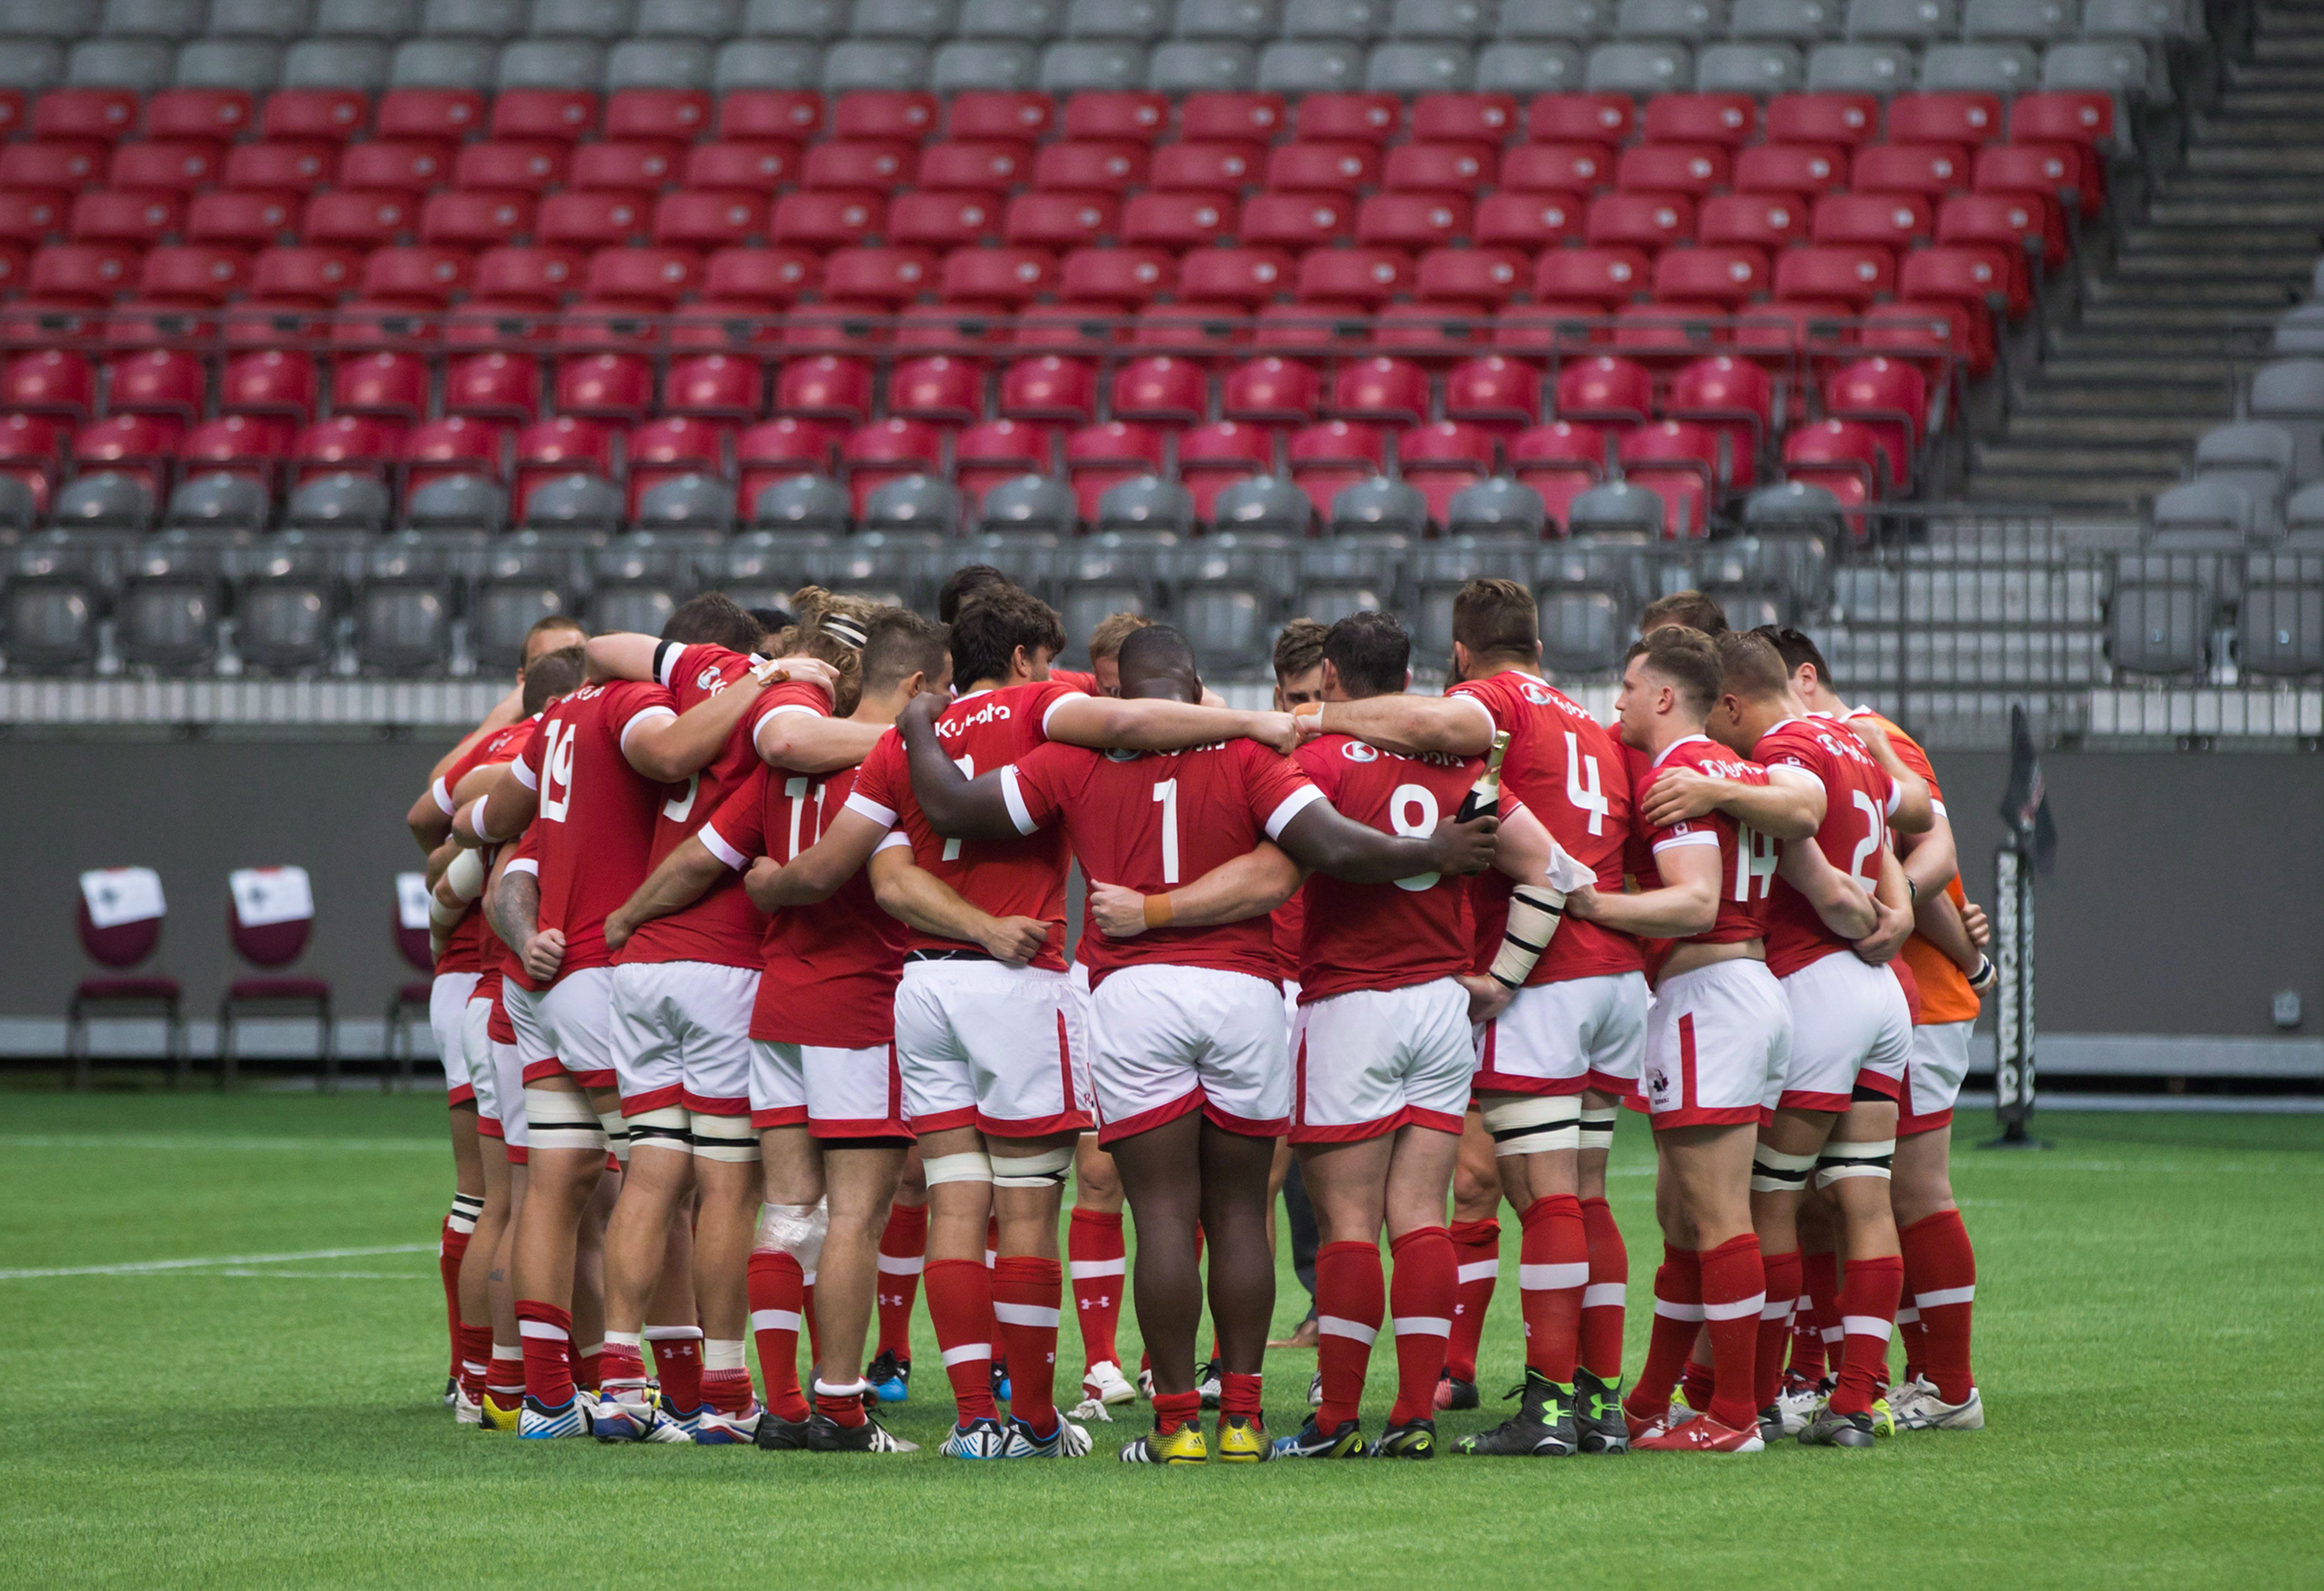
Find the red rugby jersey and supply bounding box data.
[1292,733,1486,1004]
[1270,891,1307,982]
[433,716,536,975]
[1753,718,1898,978]
[1634,733,1776,947]
[1004,736,1320,990]
[1447,669,1643,984]
[845,680,1089,971]
[701,760,906,1050]
[508,680,676,988]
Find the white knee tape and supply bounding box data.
[595,1107,632,1164]
[627,1104,692,1155]
[690,1112,760,1163]
[923,1151,994,1187]
[754,1200,828,1270]
[991,1144,1074,1190]
[525,1088,607,1153]
[1578,1106,1618,1152]
[1481,1096,1581,1158]
[1750,1145,1819,1194]
[1814,1139,1896,1188]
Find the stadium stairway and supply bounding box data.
[1969,0,2324,520]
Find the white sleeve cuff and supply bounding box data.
[1886,779,1903,817]
[1039,690,1090,738]
[1000,765,1038,836]
[1767,764,1823,793]
[699,822,747,872]
[1652,832,1721,856]
[874,830,912,853]
[844,790,897,829]
[1929,797,1948,817]
[619,705,678,752]
[432,777,455,816]
[1452,693,1498,739]
[509,758,537,792]
[753,701,823,756]
[502,857,538,878]
[1264,783,1327,840]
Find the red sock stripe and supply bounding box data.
[1387,1225,1455,1428]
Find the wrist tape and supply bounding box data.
[1488,885,1566,990]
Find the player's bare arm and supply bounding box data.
[603,834,726,951]
[1641,763,1824,839]
[1087,842,1302,939]
[484,862,564,984]
[1895,807,1962,899]
[866,844,1049,966]
[407,786,454,855]
[621,673,772,783]
[1290,691,1497,757]
[1842,714,1934,834]
[1455,803,1578,1022]
[1777,834,1880,941]
[452,762,534,847]
[1568,842,1722,938]
[1044,692,1301,756]
[1274,797,1499,884]
[1910,878,1988,977]
[742,807,890,911]
[755,710,887,775]
[1852,846,1916,965]
[896,693,1025,841]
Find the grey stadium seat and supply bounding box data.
[1616,0,1725,42]
[1096,476,1195,537]
[405,473,507,531]
[532,0,638,37]
[318,0,420,33]
[1918,41,2037,90]
[2251,359,2324,485]
[635,474,736,535]
[2273,305,2324,357]
[1565,480,1664,538]
[1210,475,1311,536]
[933,39,1039,87]
[2080,0,2184,40]
[2195,421,2295,534]
[390,39,499,89]
[963,0,1063,36]
[210,0,313,35]
[591,580,683,639]
[236,578,337,674]
[499,40,607,88]
[1584,40,1689,92]
[102,0,205,40]
[2282,482,2324,546]
[1445,477,1546,539]
[1284,0,1385,36]
[1496,0,1610,37]
[753,473,852,534]
[116,576,218,674]
[165,474,271,535]
[1478,40,1581,87]
[1149,40,1255,88]
[1039,39,1144,88]
[2238,557,2324,678]
[51,473,155,534]
[1257,38,1362,88]
[2041,38,2156,98]
[607,37,714,86]
[746,0,849,33]
[855,0,962,41]
[1806,40,1914,89]
[283,38,391,86]
[1845,0,1953,40]
[0,0,98,35]
[1392,0,1490,40]
[979,474,1078,537]
[0,41,66,89]
[1537,586,1627,673]
[67,40,176,90]
[2149,477,2253,543]
[287,472,392,533]
[715,39,822,88]
[1175,0,1279,40]
[1065,0,1168,39]
[1367,40,1472,90]
[1729,0,1839,40]
[640,0,740,32]
[5,578,101,671]
[0,475,36,541]
[823,37,928,87]
[524,474,626,534]
[421,0,528,36]
[472,581,575,671]
[1697,41,1803,89]
[356,579,450,673]
[2107,575,2206,678]
[174,40,284,89]
[1329,476,1429,539]
[1964,0,2074,40]
[863,475,961,536]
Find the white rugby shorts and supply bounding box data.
[1086,963,1287,1145]
[1291,977,1474,1143]
[429,971,480,1105]
[608,960,758,1117]
[1774,951,1914,1115]
[892,958,1090,1138]
[752,1039,911,1140]
[1640,958,1792,1130]
[461,993,499,1129]
[502,966,617,1092]
[1474,971,1651,1099]
[482,994,528,1156]
[1900,1018,1975,1135]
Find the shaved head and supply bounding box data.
[1116,624,1202,704]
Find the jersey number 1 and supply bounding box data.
[1152,778,1180,884]
[940,756,974,862]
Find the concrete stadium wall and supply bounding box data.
[0,736,2315,1046]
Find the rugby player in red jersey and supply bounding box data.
[903,622,1501,1464]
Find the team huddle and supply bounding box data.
[407,565,1995,1462]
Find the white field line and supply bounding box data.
[0,1243,436,1281]
[0,1135,442,1153]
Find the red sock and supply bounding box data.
[438,1207,473,1379]
[1624,1247,1700,1420]
[1794,1246,1838,1380]
[876,1201,927,1362]
[598,1338,648,1393]
[746,1252,812,1423]
[924,1257,998,1424]
[1578,1196,1627,1381]
[1219,1370,1261,1420]
[800,1281,822,1369]
[1828,1254,1904,1417]
[486,1342,525,1406]
[1517,1195,1586,1385]
[1153,1388,1201,1435]
[1697,1234,1767,1432]
[1313,1239,1383,1432]
[1680,1341,1715,1412]
[701,1367,754,1416]
[1444,1218,1499,1384]
[992,1255,1063,1431]
[574,1346,602,1393]
[1387,1226,1455,1427]
[514,1299,574,1409]
[1755,1248,1802,1414]
[1067,1208,1127,1369]
[1899,1209,1977,1403]
[814,1379,869,1428]
[647,1328,703,1413]
[1897,1301,1927,1384]
[456,1321,493,1402]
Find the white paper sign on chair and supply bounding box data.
[230,866,316,929]
[81,867,165,931]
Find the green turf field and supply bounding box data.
[3,1090,2317,1589]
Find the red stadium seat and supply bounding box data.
[404,415,510,488]
[1328,356,1428,425]
[1887,92,2003,147]
[627,414,729,502]
[775,353,874,423]
[1698,193,1811,252]
[494,88,603,143]
[456,141,569,194]
[0,92,20,142]
[555,351,654,423]
[1110,355,1208,425]
[1852,142,1974,201]
[179,413,292,483]
[34,89,140,144]
[660,353,761,421]
[1667,354,1774,487]
[683,140,799,191]
[1035,139,1149,191]
[1763,92,1879,147]
[377,89,487,142]
[1416,247,1527,307]
[842,415,944,511]
[1266,140,1381,195]
[1413,92,1519,144]
[469,245,583,309]
[1123,191,1236,251]
[803,139,918,192]
[246,245,361,306]
[1585,193,1692,252]
[139,244,250,304]
[1177,418,1269,518]
[1296,246,1413,308]
[1065,417,1167,518]
[1526,92,1633,144]
[515,413,617,486]
[998,355,1097,423]
[109,141,223,195]
[941,245,1057,307]
[1287,417,1386,518]
[1733,142,1849,197]
[1061,91,1170,144]
[948,90,1053,143]
[1,140,108,189]
[218,349,317,423]
[2007,91,2114,150]
[359,245,471,306]
[1619,419,1719,535]
[222,140,337,194]
[0,412,63,506]
[1294,93,1401,145]
[1824,356,1925,489]
[1558,355,1654,427]
[421,192,535,251]
[579,139,687,191]
[1782,416,1882,518]
[1510,418,1606,528]
[1499,140,1612,191]
[70,191,182,248]
[1976,141,2102,220]
[1773,242,1895,306]
[889,190,1004,249]
[1356,194,1470,251]
[538,191,651,249]
[719,90,824,141]
[736,416,838,509]
[1642,93,1756,149]
[1179,247,1293,307]
[1151,141,1264,192]
[444,351,541,423]
[1442,354,1541,431]
[1653,244,1769,308]
[333,350,429,423]
[833,91,939,142]
[1384,141,1497,196]
[1811,192,1933,252]
[338,139,453,194]
[1216,355,1315,426]
[1616,143,1730,199]
[1474,190,1586,256]
[261,89,369,144]
[654,189,767,249]
[1940,190,2067,274]
[304,191,415,250]
[822,245,937,307]
[2,349,95,423]
[27,243,141,306]
[73,410,182,492]
[1535,246,1649,309]
[919,140,1031,192]
[1240,192,1355,251]
[697,244,819,307]
[1183,91,1285,142]
[772,191,885,250]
